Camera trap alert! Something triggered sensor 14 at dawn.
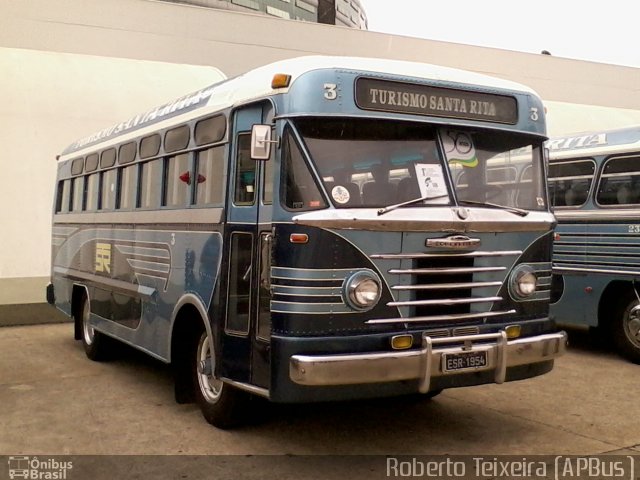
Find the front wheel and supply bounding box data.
[613,295,640,364]
[192,330,249,429]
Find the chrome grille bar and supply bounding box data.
[388,296,502,307]
[392,281,502,291]
[371,250,522,260]
[389,266,505,275]
[366,310,516,324]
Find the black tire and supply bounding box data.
[191,329,250,429]
[76,293,110,361]
[612,294,640,364]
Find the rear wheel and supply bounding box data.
[192,329,249,429]
[613,295,640,364]
[77,293,110,361]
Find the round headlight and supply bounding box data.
[344,271,381,310]
[509,265,537,299]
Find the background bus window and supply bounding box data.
[117,164,137,210]
[234,134,256,205]
[548,159,595,207]
[164,153,190,207]
[139,159,162,209]
[71,176,84,212]
[85,173,100,211]
[195,146,224,206]
[100,169,117,210]
[596,156,640,206]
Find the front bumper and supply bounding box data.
[290,331,567,393]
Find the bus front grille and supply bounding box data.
[368,250,521,326]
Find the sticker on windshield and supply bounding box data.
[415,164,448,203]
[331,185,351,204]
[440,129,478,167]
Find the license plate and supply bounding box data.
[442,350,488,372]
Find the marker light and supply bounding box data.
[343,271,381,311]
[289,233,308,244]
[509,264,537,299]
[271,74,291,89]
[505,325,522,339]
[391,335,413,350]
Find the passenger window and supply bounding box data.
[234,134,256,205]
[71,177,84,212]
[195,146,225,206]
[281,129,326,211]
[165,125,190,153]
[195,115,226,146]
[117,164,137,210]
[55,180,70,213]
[139,159,163,209]
[85,173,100,211]
[101,169,117,210]
[548,159,595,208]
[597,156,640,206]
[164,153,190,207]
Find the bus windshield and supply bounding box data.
[294,118,547,211]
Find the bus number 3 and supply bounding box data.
[530,108,539,121]
[324,83,338,100]
[629,225,640,234]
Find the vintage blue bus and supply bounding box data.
[549,125,640,363]
[48,56,566,428]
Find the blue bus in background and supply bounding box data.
[549,125,640,363]
[48,56,566,428]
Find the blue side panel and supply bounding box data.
[52,225,222,361]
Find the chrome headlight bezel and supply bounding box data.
[343,270,382,311]
[509,264,538,300]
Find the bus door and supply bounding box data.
[220,102,273,390]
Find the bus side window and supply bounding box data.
[117,164,137,210]
[195,146,225,206]
[84,173,99,211]
[71,176,84,212]
[164,153,190,207]
[100,169,117,211]
[139,159,163,209]
[55,180,71,213]
[234,134,256,205]
[281,129,326,211]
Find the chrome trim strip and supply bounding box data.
[365,309,516,324]
[272,266,353,281]
[554,209,640,221]
[271,301,352,314]
[553,266,640,276]
[389,266,505,275]
[388,296,502,307]
[53,266,156,299]
[289,331,567,386]
[392,281,502,291]
[272,285,343,297]
[53,207,223,225]
[221,378,270,399]
[371,251,522,259]
[292,209,555,233]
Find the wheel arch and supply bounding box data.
[168,293,214,364]
[598,279,636,329]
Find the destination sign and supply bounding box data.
[355,77,518,124]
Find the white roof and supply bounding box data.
[62,55,538,158]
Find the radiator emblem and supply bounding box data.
[426,235,481,249]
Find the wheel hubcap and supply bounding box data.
[625,304,640,347]
[197,333,223,404]
[82,300,94,346]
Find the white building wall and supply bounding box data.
[1,0,639,318]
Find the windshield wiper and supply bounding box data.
[377,193,450,216]
[457,199,529,217]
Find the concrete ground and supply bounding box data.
[1,323,639,478]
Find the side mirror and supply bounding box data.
[251,125,276,160]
